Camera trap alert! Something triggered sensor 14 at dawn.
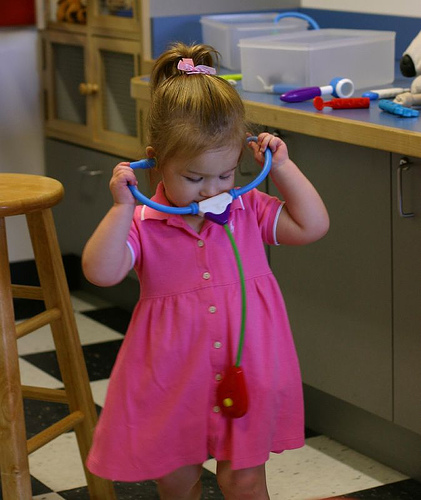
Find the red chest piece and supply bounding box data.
[216,365,248,418]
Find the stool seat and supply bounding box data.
[0,174,115,499]
[0,173,64,217]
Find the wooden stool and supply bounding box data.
[0,174,116,500]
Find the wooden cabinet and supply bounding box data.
[41,1,144,159]
[392,155,421,435]
[268,132,393,420]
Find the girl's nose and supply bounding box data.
[200,181,221,198]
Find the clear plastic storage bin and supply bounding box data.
[238,29,396,92]
[200,13,308,71]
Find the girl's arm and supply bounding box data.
[249,133,330,245]
[82,162,138,286]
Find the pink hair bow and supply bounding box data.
[177,58,216,75]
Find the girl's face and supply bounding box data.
[161,146,242,208]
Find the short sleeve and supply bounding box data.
[126,206,143,269]
[244,189,284,246]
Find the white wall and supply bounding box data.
[301,0,421,18]
[0,27,44,262]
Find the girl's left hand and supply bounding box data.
[248,132,289,172]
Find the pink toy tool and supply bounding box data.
[313,96,370,110]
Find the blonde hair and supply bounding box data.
[148,42,247,167]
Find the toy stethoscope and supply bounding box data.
[129,137,272,418]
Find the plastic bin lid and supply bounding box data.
[200,12,308,29]
[238,29,395,49]
[201,13,281,24]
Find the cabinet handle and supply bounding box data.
[78,165,103,177]
[397,158,415,218]
[78,83,99,95]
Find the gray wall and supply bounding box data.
[149,0,299,17]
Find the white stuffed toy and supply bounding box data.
[396,31,421,107]
[400,30,421,77]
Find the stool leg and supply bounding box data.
[26,209,116,500]
[0,218,32,500]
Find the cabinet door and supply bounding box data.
[45,138,151,256]
[90,36,142,158]
[392,155,421,434]
[44,31,90,140]
[269,133,393,419]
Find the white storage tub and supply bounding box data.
[239,29,396,92]
[200,13,308,71]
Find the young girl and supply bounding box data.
[82,43,329,500]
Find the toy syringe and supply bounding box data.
[313,97,370,110]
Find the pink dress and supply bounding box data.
[86,183,304,481]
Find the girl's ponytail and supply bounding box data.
[150,42,219,92]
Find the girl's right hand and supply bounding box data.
[109,162,138,205]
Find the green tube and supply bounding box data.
[224,224,246,367]
[220,74,242,81]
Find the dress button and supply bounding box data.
[213,406,221,413]
[202,272,211,280]
[214,341,222,349]
[197,240,205,247]
[215,373,222,381]
[208,306,217,313]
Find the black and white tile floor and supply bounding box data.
[6,291,421,500]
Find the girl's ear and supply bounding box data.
[145,146,160,188]
[146,146,156,159]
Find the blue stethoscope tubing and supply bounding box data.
[128,136,272,213]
